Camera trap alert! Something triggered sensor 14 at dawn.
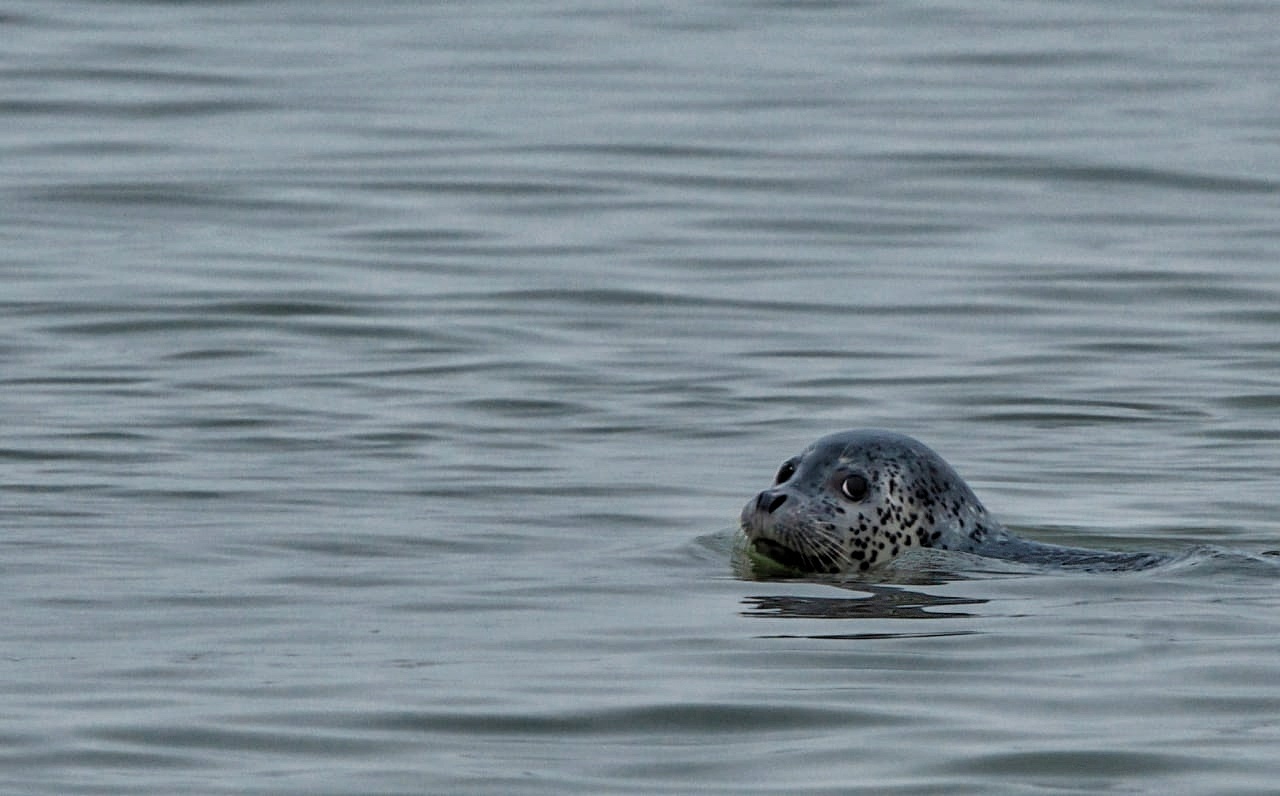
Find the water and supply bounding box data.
[4,1,1280,793]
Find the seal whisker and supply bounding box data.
[790,527,847,574]
[811,545,846,574]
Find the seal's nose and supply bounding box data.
[755,490,788,514]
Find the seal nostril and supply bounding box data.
[756,491,788,514]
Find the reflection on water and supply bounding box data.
[744,584,986,621]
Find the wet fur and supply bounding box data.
[740,430,1162,574]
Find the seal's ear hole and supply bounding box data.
[775,461,796,484]
[839,474,869,502]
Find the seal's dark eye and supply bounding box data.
[775,461,796,484]
[839,474,869,501]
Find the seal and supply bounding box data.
[740,429,1161,574]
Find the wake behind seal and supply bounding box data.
[740,429,1163,574]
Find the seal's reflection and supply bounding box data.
[744,583,985,622]
[733,537,989,635]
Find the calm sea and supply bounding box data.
[5,1,1280,793]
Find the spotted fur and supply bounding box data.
[740,429,1162,574]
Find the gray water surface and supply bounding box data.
[5,1,1280,793]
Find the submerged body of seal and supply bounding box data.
[740,429,1161,574]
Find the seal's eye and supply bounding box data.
[839,474,869,502]
[774,461,796,484]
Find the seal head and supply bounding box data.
[740,429,1003,573]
